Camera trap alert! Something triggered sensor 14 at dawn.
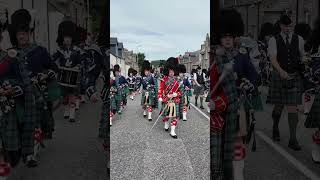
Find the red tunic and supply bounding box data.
[158,76,181,104]
[210,64,228,133]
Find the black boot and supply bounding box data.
[288,113,301,151]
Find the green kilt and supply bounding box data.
[161,101,180,118]
[140,90,156,107]
[243,89,263,111]
[0,107,22,151]
[179,94,190,118]
[266,71,302,105]
[193,84,205,96]
[47,80,61,102]
[211,103,238,179]
[110,94,118,113]
[305,92,320,128]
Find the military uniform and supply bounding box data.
[140,61,156,121]
[0,49,36,169]
[158,58,181,138]
[178,64,191,121]
[127,70,136,100]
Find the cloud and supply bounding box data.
[111,0,209,60]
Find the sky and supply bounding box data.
[110,0,210,60]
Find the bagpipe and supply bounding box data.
[302,52,320,86]
[237,78,257,151]
[0,80,23,115]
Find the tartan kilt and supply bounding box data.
[32,85,45,126]
[243,90,263,111]
[0,109,21,151]
[179,95,189,118]
[110,94,117,112]
[140,90,156,107]
[114,93,122,110]
[266,71,303,105]
[211,102,238,179]
[193,84,205,96]
[305,93,320,128]
[161,101,180,118]
[99,102,109,139]
[47,80,61,102]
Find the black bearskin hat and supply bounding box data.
[77,26,87,43]
[8,9,32,46]
[178,64,186,74]
[294,23,311,40]
[128,68,135,76]
[215,9,244,44]
[56,20,79,46]
[133,70,138,76]
[279,14,292,25]
[141,60,151,76]
[259,22,274,41]
[164,57,179,76]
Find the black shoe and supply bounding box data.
[272,128,280,141]
[164,128,169,131]
[195,103,198,107]
[26,159,38,168]
[200,106,204,109]
[69,119,75,122]
[148,119,152,121]
[64,116,69,119]
[170,134,177,139]
[288,140,301,151]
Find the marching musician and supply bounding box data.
[0,17,36,175]
[304,17,320,163]
[158,57,181,138]
[266,14,305,150]
[178,64,191,121]
[127,68,136,100]
[52,20,81,122]
[193,66,206,109]
[112,64,128,114]
[140,61,156,121]
[8,9,59,166]
[211,9,259,180]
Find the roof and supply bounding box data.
[118,42,124,49]
[110,37,118,44]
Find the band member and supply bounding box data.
[127,68,136,100]
[135,72,142,93]
[158,57,181,138]
[193,66,206,109]
[140,61,156,121]
[178,64,191,121]
[0,17,37,176]
[266,14,305,150]
[112,64,128,114]
[211,9,253,180]
[8,9,59,166]
[53,20,81,122]
[304,17,320,163]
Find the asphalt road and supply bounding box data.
[8,100,108,180]
[110,93,210,180]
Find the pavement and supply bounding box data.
[110,93,210,180]
[8,99,109,180]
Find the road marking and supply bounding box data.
[190,103,210,120]
[256,131,320,180]
[191,102,320,180]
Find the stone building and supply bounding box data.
[123,48,139,72]
[223,0,319,39]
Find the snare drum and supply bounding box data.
[58,66,81,88]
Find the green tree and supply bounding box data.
[159,60,166,67]
[137,53,146,69]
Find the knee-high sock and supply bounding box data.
[288,113,299,142]
[200,97,203,106]
[272,105,284,129]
